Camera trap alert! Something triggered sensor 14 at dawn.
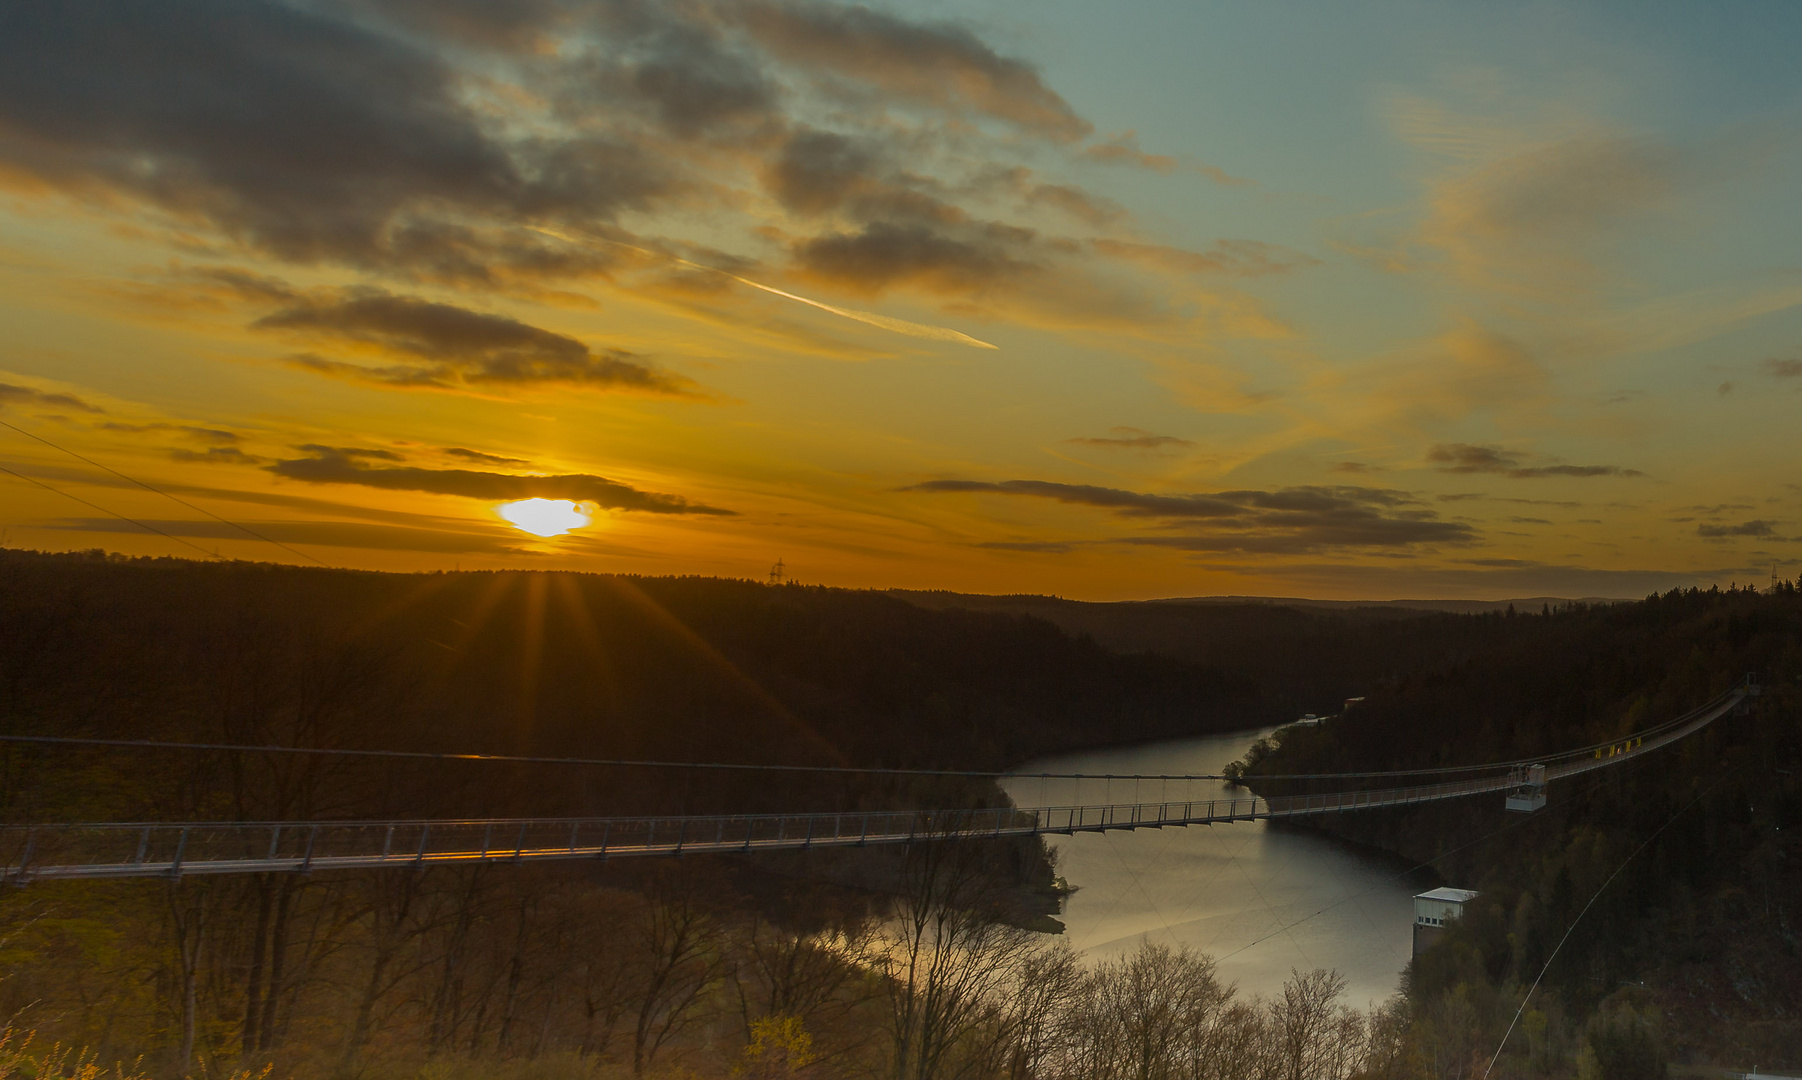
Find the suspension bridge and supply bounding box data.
[0,680,1755,884]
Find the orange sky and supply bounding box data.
[2,0,1799,599]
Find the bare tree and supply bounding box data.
[1268,969,1363,1080]
[1051,941,1235,1080]
[879,832,1040,1080]
[1001,943,1082,1079]
[630,866,728,1075]
[165,881,210,1075]
[732,905,879,1052]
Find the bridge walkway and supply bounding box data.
[0,685,1748,883]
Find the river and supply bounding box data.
[1001,727,1430,1010]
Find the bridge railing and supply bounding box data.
[0,687,1746,883]
[0,800,1272,881]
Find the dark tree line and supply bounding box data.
[1239,583,1802,1074]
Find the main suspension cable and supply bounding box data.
[0,685,1739,784]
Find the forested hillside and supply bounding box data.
[1238,584,1802,1073]
[5,550,1797,1078]
[0,548,1268,825]
[893,590,1598,720]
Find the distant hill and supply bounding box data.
[895,588,1622,615]
[1142,594,1626,614]
[890,588,1604,718]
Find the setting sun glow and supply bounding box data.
[497,499,591,538]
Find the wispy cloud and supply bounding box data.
[445,448,532,467]
[1697,520,1775,538]
[733,0,1091,140]
[1428,443,1643,479]
[268,448,733,516]
[1067,427,1194,452]
[975,540,1079,553]
[1080,130,1250,186]
[906,478,1473,554]
[1090,239,1317,278]
[0,382,103,414]
[242,283,702,396]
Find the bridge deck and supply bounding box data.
[0,688,1745,883]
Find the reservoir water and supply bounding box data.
[1001,728,1427,1010]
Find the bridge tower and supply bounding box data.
[1504,763,1547,812]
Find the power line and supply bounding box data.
[1211,740,1694,970]
[0,464,223,561]
[0,419,327,565]
[1210,773,1591,967]
[0,731,1336,779]
[0,688,1730,783]
[1481,763,1733,1078]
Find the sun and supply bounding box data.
[497,498,592,537]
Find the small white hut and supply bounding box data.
[1411,887,1479,957]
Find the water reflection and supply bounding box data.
[1002,728,1427,1008]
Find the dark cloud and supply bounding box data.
[254,287,698,395]
[102,422,242,443]
[0,383,103,413]
[296,444,406,461]
[446,447,532,467]
[0,0,1290,338]
[1067,428,1194,451]
[793,221,1038,295]
[732,1,1089,140]
[908,479,1419,516]
[357,0,572,51]
[1697,520,1775,538]
[268,448,732,515]
[171,446,262,465]
[1117,526,1467,556]
[0,0,672,272]
[600,6,777,138]
[765,130,883,215]
[0,0,1106,295]
[1428,443,1644,479]
[906,478,1471,554]
[1764,358,1802,379]
[765,137,1069,300]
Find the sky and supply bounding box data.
[1,0,1799,600]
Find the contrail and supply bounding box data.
[719,275,997,348]
[530,227,997,350]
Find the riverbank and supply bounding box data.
[1004,728,1432,1005]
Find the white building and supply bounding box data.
[1412,887,1479,958]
